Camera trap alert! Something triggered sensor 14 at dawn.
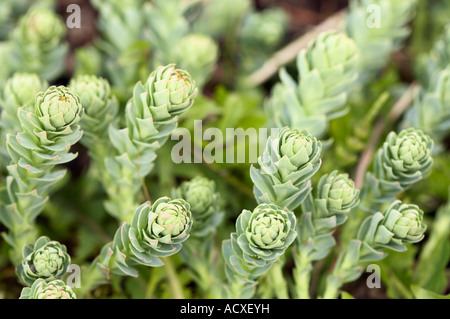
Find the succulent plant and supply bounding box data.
[96,197,193,278]
[239,7,288,73]
[363,128,434,205]
[358,200,427,252]
[104,64,197,221]
[174,34,219,88]
[240,8,288,50]
[323,200,427,298]
[69,75,119,156]
[223,203,297,298]
[346,0,417,79]
[378,129,434,186]
[0,85,83,265]
[293,171,359,298]
[9,7,68,81]
[418,22,450,82]
[16,236,70,286]
[403,67,450,142]
[0,73,47,164]
[171,177,224,297]
[1,73,46,113]
[251,127,322,211]
[193,0,251,38]
[34,86,83,134]
[20,279,76,299]
[316,171,360,219]
[172,177,223,237]
[265,31,360,137]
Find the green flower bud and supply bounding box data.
[245,204,294,250]
[70,75,111,109]
[375,128,433,188]
[0,73,47,133]
[97,197,194,276]
[20,279,76,299]
[223,204,297,279]
[10,7,68,81]
[69,75,118,142]
[358,200,427,255]
[265,31,359,137]
[251,127,322,210]
[279,129,317,171]
[35,86,83,133]
[302,31,359,101]
[19,8,66,44]
[173,177,223,237]
[16,236,70,286]
[380,201,426,244]
[3,73,46,110]
[182,180,214,218]
[403,68,450,140]
[316,170,360,217]
[174,34,218,88]
[240,8,288,49]
[124,64,198,150]
[145,64,198,121]
[129,197,192,253]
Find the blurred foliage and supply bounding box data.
[0,0,449,299]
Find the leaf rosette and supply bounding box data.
[251,127,321,210]
[223,203,297,279]
[17,236,70,286]
[20,279,76,299]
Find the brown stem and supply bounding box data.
[244,10,346,87]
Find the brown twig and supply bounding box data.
[354,83,419,188]
[244,9,347,87]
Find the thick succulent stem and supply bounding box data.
[162,257,184,299]
[75,262,107,298]
[322,276,342,299]
[266,260,289,299]
[0,86,83,266]
[103,64,197,223]
[293,251,313,299]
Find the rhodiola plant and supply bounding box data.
[0,0,448,301]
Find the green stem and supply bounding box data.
[384,267,414,299]
[145,267,165,299]
[293,250,313,299]
[76,262,107,298]
[294,267,312,299]
[9,226,38,266]
[322,275,342,299]
[162,256,184,299]
[229,277,247,299]
[267,261,289,299]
